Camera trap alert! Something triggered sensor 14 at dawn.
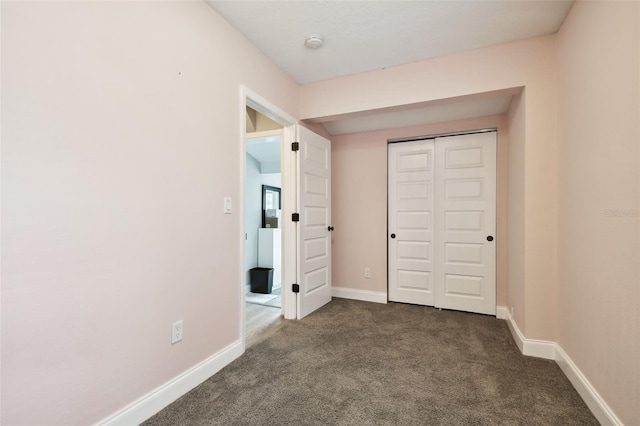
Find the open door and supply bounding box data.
[296,125,332,319]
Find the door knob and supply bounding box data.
[328,226,334,231]
[390,234,396,239]
[487,236,494,242]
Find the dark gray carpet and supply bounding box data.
[144,299,598,425]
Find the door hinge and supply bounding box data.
[291,141,299,151]
[292,284,300,293]
[292,213,300,222]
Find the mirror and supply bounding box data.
[262,185,281,228]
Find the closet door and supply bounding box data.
[388,140,435,306]
[434,132,496,315]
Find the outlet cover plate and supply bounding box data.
[172,320,183,344]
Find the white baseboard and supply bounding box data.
[496,305,509,320]
[504,311,556,360]
[332,287,387,304]
[98,305,622,426]
[502,312,621,425]
[556,346,622,426]
[98,340,243,425]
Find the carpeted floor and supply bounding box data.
[143,299,598,425]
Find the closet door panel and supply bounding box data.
[435,132,496,315]
[388,140,435,306]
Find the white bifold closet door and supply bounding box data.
[388,131,496,315]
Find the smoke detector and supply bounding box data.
[304,35,324,49]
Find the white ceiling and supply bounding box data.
[208,0,573,135]
[246,135,281,173]
[206,0,573,85]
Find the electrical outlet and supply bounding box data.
[172,320,183,344]
[364,268,371,279]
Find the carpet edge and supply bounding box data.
[505,311,622,426]
[556,346,623,426]
[97,340,244,426]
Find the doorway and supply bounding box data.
[388,131,497,315]
[245,129,283,308]
[241,87,334,349]
[244,120,284,347]
[241,87,297,350]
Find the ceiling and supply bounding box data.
[322,93,514,136]
[208,0,574,135]
[246,134,281,173]
[206,0,573,85]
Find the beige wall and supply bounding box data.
[331,115,509,306]
[3,1,638,424]
[522,59,559,342]
[506,93,527,329]
[301,35,558,341]
[556,1,639,424]
[1,2,298,424]
[299,37,553,122]
[324,3,639,422]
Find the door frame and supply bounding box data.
[240,86,297,352]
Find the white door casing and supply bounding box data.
[388,140,436,306]
[387,131,496,316]
[242,86,298,329]
[434,132,496,315]
[296,125,332,319]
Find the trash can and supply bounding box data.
[250,267,273,294]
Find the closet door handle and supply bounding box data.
[390,234,396,239]
[328,226,334,232]
[487,236,494,242]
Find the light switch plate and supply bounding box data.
[224,196,232,214]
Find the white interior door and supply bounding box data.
[297,125,332,319]
[388,140,435,305]
[434,132,496,315]
[387,131,496,315]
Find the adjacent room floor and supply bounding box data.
[144,299,597,425]
[244,301,282,348]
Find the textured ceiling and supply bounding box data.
[211,1,572,135]
[206,0,573,84]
